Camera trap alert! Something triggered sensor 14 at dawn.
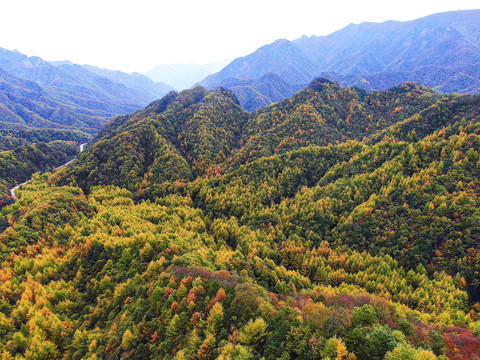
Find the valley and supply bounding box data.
[1,79,480,359]
[1,6,480,360]
[8,142,88,200]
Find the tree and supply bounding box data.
[206,302,224,336]
[352,304,378,327]
[384,344,438,360]
[121,329,135,350]
[322,337,353,360]
[238,318,268,352]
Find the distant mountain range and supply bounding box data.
[145,59,231,90]
[216,73,304,112]
[201,9,480,111]
[0,48,173,134]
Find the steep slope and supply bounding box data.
[60,80,446,190]
[0,48,173,132]
[2,81,480,359]
[0,67,103,131]
[58,86,247,190]
[296,10,480,75]
[229,80,440,167]
[81,64,173,100]
[201,9,480,110]
[0,124,90,151]
[61,80,480,303]
[0,140,79,207]
[318,64,480,93]
[202,39,317,88]
[217,73,305,112]
[0,65,95,151]
[184,91,480,299]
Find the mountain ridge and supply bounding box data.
[12,79,477,359]
[0,47,174,132]
[2,9,480,360]
[200,9,480,111]
[1,77,480,359]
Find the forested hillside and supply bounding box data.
[0,140,80,208]
[0,124,91,151]
[60,86,247,188]
[2,80,480,359]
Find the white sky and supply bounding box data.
[0,0,478,73]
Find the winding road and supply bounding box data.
[9,142,88,200]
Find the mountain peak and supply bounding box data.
[309,77,338,86]
[199,9,480,111]
[271,38,291,46]
[0,48,174,132]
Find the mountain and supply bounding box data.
[217,73,305,111]
[0,66,102,131]
[294,10,480,75]
[58,80,444,190]
[60,80,480,304]
[201,39,316,88]
[145,59,231,90]
[59,86,247,189]
[201,9,480,110]
[318,64,480,93]
[0,123,90,151]
[0,48,174,133]
[0,48,176,201]
[0,140,79,207]
[81,64,172,100]
[3,81,480,359]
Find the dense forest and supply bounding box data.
[0,125,91,151]
[0,141,80,208]
[2,80,480,359]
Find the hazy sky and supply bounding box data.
[0,0,478,73]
